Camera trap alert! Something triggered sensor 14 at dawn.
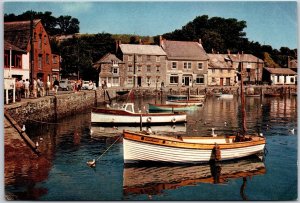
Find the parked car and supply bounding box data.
[82,80,94,90]
[59,79,73,91]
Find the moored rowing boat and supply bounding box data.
[148,103,198,111]
[123,130,266,164]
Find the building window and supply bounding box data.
[147,55,151,61]
[128,65,133,72]
[112,67,119,74]
[156,66,160,72]
[146,77,151,85]
[46,54,50,64]
[4,54,8,67]
[137,65,142,72]
[212,69,215,73]
[196,75,204,84]
[113,77,119,85]
[38,55,42,69]
[172,62,177,69]
[127,77,133,84]
[198,62,203,70]
[53,56,57,64]
[128,55,133,61]
[184,62,192,69]
[170,75,179,84]
[147,65,151,72]
[156,56,160,62]
[137,55,142,61]
[277,75,280,83]
[291,77,295,83]
[38,35,42,49]
[15,55,22,68]
[212,77,216,83]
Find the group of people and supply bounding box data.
[14,78,55,101]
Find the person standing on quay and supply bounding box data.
[15,79,23,101]
[46,80,51,96]
[24,79,30,98]
[39,79,45,97]
[32,78,37,98]
[53,79,59,95]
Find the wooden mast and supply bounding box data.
[240,53,247,135]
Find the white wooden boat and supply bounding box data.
[148,103,198,111]
[123,157,265,196]
[91,103,187,125]
[215,93,234,99]
[165,100,203,106]
[167,94,205,100]
[123,130,266,164]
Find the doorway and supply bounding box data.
[137,76,142,87]
[220,78,223,86]
[183,76,190,86]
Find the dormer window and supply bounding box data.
[112,67,119,74]
[112,60,118,67]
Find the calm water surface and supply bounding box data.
[5,95,297,200]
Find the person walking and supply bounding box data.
[24,79,30,98]
[53,79,59,95]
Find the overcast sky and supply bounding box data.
[3,1,298,49]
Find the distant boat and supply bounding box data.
[123,130,266,164]
[246,94,260,97]
[165,100,203,106]
[116,90,130,96]
[91,103,187,125]
[215,93,234,99]
[123,157,266,196]
[264,93,281,97]
[148,103,199,111]
[167,94,205,100]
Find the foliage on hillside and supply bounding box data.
[4,11,80,36]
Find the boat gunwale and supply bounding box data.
[92,108,187,116]
[123,130,266,150]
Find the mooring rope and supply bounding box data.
[95,135,122,162]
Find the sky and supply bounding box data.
[2,1,299,49]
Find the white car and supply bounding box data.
[82,81,94,90]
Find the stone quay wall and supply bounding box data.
[4,89,117,126]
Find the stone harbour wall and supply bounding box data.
[4,89,116,126]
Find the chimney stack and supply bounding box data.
[159,35,163,46]
[116,40,121,53]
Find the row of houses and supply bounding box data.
[3,19,297,91]
[94,38,297,88]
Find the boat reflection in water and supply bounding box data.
[123,156,266,200]
[90,124,187,138]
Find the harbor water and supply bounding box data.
[5,95,297,200]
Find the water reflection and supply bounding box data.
[123,156,266,200]
[90,124,186,138]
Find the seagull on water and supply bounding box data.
[87,159,96,168]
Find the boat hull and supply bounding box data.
[165,100,203,106]
[123,131,266,164]
[167,94,205,100]
[91,109,187,125]
[148,103,198,111]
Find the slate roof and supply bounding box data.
[119,44,166,56]
[162,40,208,61]
[228,54,264,63]
[4,40,27,53]
[4,19,41,50]
[207,54,233,69]
[265,68,297,75]
[94,53,123,64]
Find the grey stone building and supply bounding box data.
[117,43,167,88]
[160,39,209,87]
[93,53,125,88]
